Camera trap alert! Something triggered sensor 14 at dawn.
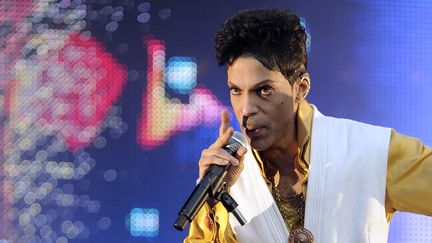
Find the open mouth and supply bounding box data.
[245,127,263,137]
[242,117,264,138]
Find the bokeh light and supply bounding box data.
[137,37,228,149]
[126,208,159,237]
[1,1,432,242]
[165,57,197,94]
[0,0,127,241]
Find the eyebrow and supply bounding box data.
[227,79,276,88]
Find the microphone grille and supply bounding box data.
[231,131,247,148]
[225,131,247,155]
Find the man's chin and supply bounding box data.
[248,139,270,152]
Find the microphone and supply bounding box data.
[173,131,247,231]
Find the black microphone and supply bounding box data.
[173,131,247,231]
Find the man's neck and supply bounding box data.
[261,142,298,171]
[260,124,299,174]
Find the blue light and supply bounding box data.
[126,208,159,237]
[300,17,312,53]
[165,56,197,94]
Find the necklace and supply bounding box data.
[271,185,305,231]
[265,155,314,243]
[271,186,314,242]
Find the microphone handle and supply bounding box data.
[173,164,227,231]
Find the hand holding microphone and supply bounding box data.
[199,110,247,190]
[174,110,248,231]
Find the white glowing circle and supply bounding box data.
[36,188,48,200]
[19,213,32,226]
[101,5,113,15]
[137,2,150,12]
[106,21,118,32]
[77,131,91,143]
[40,225,53,238]
[58,194,74,206]
[65,224,80,239]
[137,13,151,23]
[5,163,19,177]
[29,203,42,216]
[108,116,120,128]
[36,150,48,162]
[18,138,32,151]
[87,201,101,213]
[94,136,107,148]
[61,220,73,233]
[75,221,85,231]
[36,44,49,55]
[78,162,91,174]
[24,225,36,236]
[74,9,86,20]
[80,102,95,115]
[104,169,117,182]
[34,214,48,227]
[24,192,36,205]
[98,217,111,230]
[30,161,43,174]
[42,182,54,192]
[56,236,68,243]
[112,11,124,21]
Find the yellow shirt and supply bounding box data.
[185,99,432,243]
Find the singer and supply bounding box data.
[184,8,432,243]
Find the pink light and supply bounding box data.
[10,33,127,151]
[137,36,228,150]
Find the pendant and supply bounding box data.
[288,227,314,243]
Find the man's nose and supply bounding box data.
[241,95,259,117]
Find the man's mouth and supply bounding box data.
[244,126,264,137]
[242,117,264,137]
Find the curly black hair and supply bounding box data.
[215,8,307,84]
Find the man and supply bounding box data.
[185,8,432,243]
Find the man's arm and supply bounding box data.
[184,110,245,242]
[184,202,237,243]
[386,129,432,219]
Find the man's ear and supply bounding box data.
[295,73,311,102]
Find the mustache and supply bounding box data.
[242,116,263,129]
[242,116,248,128]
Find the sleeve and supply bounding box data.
[184,202,237,243]
[385,129,432,219]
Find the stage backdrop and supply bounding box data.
[1,0,431,242]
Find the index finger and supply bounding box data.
[219,109,231,137]
[211,127,233,148]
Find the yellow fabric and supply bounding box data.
[184,202,236,243]
[386,131,432,219]
[185,99,432,242]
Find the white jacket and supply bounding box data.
[229,106,391,243]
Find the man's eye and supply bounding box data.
[259,86,274,96]
[230,87,241,95]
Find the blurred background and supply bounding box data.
[1,0,432,242]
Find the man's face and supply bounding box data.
[227,56,301,151]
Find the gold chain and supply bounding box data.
[271,184,305,233]
[262,153,313,242]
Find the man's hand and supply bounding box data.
[198,110,247,191]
